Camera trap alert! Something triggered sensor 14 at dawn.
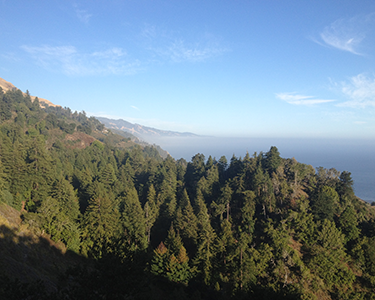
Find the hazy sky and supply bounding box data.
[1,0,375,138]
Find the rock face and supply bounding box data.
[0,77,60,108]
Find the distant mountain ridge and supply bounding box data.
[96,117,199,141]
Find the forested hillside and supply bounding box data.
[1,86,375,299]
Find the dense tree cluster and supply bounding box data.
[1,86,375,299]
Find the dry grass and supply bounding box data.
[0,203,84,292]
[0,76,60,108]
[64,131,96,149]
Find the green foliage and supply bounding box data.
[307,220,356,296]
[151,227,196,286]
[81,185,120,258]
[338,205,360,245]
[311,185,339,221]
[1,86,375,299]
[119,186,147,251]
[263,146,282,175]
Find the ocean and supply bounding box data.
[150,137,375,203]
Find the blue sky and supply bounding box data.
[1,0,375,138]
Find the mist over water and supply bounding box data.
[149,136,375,202]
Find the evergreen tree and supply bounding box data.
[214,219,236,290]
[26,136,56,205]
[98,163,117,191]
[217,155,228,183]
[50,176,80,221]
[120,186,147,251]
[234,191,257,291]
[338,205,360,246]
[193,190,217,285]
[312,185,339,221]
[307,219,355,296]
[25,196,81,252]
[337,171,355,200]
[263,146,282,175]
[165,225,183,256]
[151,240,194,284]
[175,189,199,253]
[81,182,120,258]
[211,181,233,221]
[144,184,158,243]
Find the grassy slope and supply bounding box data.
[0,203,85,293]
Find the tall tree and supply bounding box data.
[81,182,120,259]
[119,186,147,251]
[311,185,339,221]
[144,184,158,243]
[263,146,282,175]
[174,189,198,254]
[193,190,217,285]
[211,181,233,221]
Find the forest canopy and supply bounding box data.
[1,86,375,300]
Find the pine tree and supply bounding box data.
[0,159,10,204]
[308,219,355,293]
[338,205,360,246]
[98,163,117,191]
[120,186,147,251]
[211,181,232,221]
[81,182,120,258]
[193,190,217,285]
[175,189,198,253]
[50,176,80,221]
[144,184,158,243]
[234,190,256,291]
[218,156,228,183]
[27,196,81,252]
[151,241,169,277]
[312,185,339,221]
[215,219,236,289]
[165,225,183,256]
[263,146,282,175]
[151,229,194,284]
[26,136,56,206]
[113,162,135,198]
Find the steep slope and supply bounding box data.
[0,77,59,108]
[0,76,171,156]
[0,203,84,293]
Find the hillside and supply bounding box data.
[0,77,170,158]
[0,77,59,108]
[0,203,85,294]
[1,81,375,299]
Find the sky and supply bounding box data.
[1,0,375,139]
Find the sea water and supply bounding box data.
[150,137,375,203]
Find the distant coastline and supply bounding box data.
[152,136,375,203]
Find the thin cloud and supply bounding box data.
[320,19,364,55]
[158,39,226,63]
[337,73,375,108]
[21,45,142,76]
[131,105,140,111]
[1,52,21,62]
[317,13,375,55]
[74,4,92,25]
[276,93,335,105]
[141,24,228,63]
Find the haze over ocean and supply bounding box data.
[150,137,375,203]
